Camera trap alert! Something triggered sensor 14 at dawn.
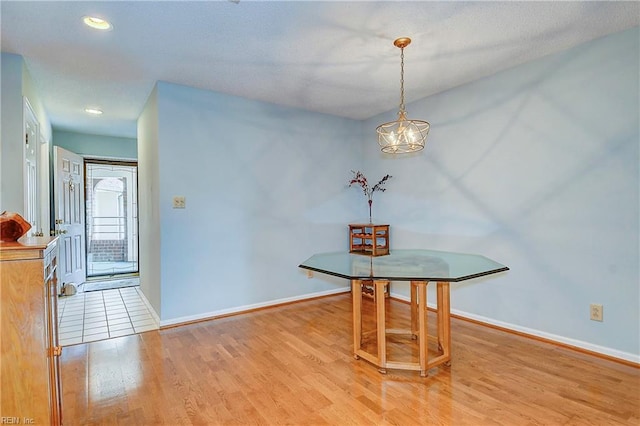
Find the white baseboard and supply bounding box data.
[390,291,639,365]
[159,286,351,328]
[136,287,160,327]
[145,287,638,365]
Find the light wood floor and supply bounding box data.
[61,293,639,425]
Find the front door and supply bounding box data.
[54,146,86,292]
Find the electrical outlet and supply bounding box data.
[172,196,186,209]
[590,303,603,322]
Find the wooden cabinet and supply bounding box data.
[1,237,62,425]
[348,224,390,256]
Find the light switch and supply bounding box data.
[172,196,186,209]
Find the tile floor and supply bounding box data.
[57,286,158,346]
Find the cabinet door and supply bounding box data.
[0,258,50,423]
[45,250,63,426]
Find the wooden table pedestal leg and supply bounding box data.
[417,282,428,377]
[351,279,362,360]
[353,278,445,376]
[437,282,452,366]
[375,280,387,374]
[410,282,418,340]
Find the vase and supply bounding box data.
[368,199,373,223]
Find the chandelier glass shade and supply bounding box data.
[376,37,430,154]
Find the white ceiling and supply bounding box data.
[2,1,638,139]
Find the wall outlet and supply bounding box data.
[590,303,603,322]
[172,196,186,209]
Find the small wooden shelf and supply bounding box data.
[348,224,389,257]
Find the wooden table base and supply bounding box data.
[351,279,451,377]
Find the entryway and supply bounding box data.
[54,150,140,294]
[57,281,157,346]
[53,150,151,346]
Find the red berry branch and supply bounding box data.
[348,171,392,222]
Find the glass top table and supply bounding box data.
[299,249,508,377]
[299,249,509,282]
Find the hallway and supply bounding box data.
[57,286,157,346]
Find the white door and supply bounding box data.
[54,146,86,292]
[23,99,40,234]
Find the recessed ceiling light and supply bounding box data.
[83,16,112,31]
[85,108,103,115]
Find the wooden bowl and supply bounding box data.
[0,211,32,242]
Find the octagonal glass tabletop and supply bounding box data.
[299,249,508,282]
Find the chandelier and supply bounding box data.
[376,37,430,154]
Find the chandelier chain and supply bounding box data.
[399,47,405,114]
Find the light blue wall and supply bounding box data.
[137,28,637,361]
[22,60,51,143]
[1,53,52,218]
[53,129,137,159]
[142,81,362,323]
[364,27,639,360]
[137,85,161,317]
[0,53,24,212]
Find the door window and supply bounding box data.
[85,160,138,277]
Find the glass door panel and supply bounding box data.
[85,161,138,277]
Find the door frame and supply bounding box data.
[84,158,139,279]
[23,97,40,235]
